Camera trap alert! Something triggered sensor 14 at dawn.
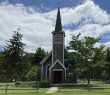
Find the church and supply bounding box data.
[40,7,66,84]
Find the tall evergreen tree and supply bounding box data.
[3,29,30,81]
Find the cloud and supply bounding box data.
[0,0,110,53]
[61,1,110,26]
[0,1,54,53]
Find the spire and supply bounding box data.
[55,7,62,32]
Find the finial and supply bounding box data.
[55,1,62,32]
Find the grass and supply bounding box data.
[78,80,107,84]
[0,80,110,95]
[1,89,109,95]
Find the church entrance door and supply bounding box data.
[53,71,62,84]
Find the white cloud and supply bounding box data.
[0,1,55,53]
[105,41,110,47]
[61,1,110,26]
[0,0,110,53]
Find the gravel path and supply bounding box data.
[46,87,58,93]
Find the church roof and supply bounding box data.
[40,51,52,65]
[55,7,62,32]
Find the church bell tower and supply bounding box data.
[40,6,66,84]
[52,7,65,64]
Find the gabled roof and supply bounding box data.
[49,59,66,70]
[40,51,52,65]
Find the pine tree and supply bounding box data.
[3,29,29,81]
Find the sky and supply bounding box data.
[0,0,110,53]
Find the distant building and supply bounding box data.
[40,7,66,84]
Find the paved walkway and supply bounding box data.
[46,87,58,93]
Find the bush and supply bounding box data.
[15,81,22,85]
[22,81,36,85]
[40,79,50,88]
[26,66,41,81]
[65,78,74,83]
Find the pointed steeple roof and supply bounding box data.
[55,7,62,32]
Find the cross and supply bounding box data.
[57,0,61,7]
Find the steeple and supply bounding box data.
[55,7,62,32]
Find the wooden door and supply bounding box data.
[50,71,53,84]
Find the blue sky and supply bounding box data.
[0,0,110,52]
[2,0,110,13]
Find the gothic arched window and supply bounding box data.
[46,64,50,79]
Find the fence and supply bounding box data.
[56,83,110,92]
[0,83,39,94]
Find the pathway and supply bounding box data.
[46,87,58,93]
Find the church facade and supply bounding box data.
[40,7,66,84]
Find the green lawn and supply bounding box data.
[0,89,110,95]
[0,81,110,95]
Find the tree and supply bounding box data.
[105,47,110,62]
[3,29,30,81]
[0,51,7,81]
[26,65,41,81]
[92,45,106,80]
[68,33,105,87]
[31,47,46,66]
[65,50,77,83]
[102,47,110,80]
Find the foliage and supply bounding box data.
[15,81,22,85]
[22,81,36,85]
[31,47,47,66]
[2,29,31,81]
[67,33,105,85]
[26,66,41,81]
[65,50,77,83]
[40,79,50,88]
[102,47,110,80]
[0,51,7,82]
[65,78,75,83]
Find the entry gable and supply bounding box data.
[49,59,66,70]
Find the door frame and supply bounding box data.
[50,69,64,84]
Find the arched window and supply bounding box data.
[46,64,50,79]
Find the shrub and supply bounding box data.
[15,81,21,85]
[26,66,41,81]
[22,81,36,85]
[65,78,74,83]
[40,79,50,88]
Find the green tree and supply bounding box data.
[0,51,6,81]
[3,29,30,81]
[92,45,105,80]
[31,47,46,66]
[102,47,110,80]
[65,50,77,83]
[26,65,41,81]
[105,47,110,62]
[68,33,105,87]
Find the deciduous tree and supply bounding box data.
[68,33,105,87]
